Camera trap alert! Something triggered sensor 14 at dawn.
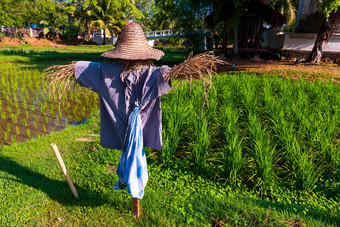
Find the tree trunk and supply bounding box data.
[306,9,340,63]
[222,21,228,49]
[233,24,238,55]
[86,20,91,41]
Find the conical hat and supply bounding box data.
[101,23,164,61]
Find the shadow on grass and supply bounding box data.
[0,155,108,207]
[188,192,339,226]
[252,197,340,225]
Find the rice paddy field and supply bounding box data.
[0,46,339,226]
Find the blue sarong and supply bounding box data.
[114,102,148,199]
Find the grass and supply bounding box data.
[0,44,339,226]
[0,111,338,226]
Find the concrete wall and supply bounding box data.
[283,32,340,52]
[91,36,118,45]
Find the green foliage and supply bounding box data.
[89,0,144,40]
[318,0,340,19]
[0,0,62,28]
[157,73,340,196]
[63,24,80,41]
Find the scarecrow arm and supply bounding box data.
[163,51,230,85]
[45,61,103,98]
[74,61,103,93]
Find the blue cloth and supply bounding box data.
[114,102,148,199]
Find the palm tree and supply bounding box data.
[90,0,143,45]
[153,0,177,30]
[263,0,299,26]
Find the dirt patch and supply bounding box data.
[0,37,65,47]
[219,59,340,79]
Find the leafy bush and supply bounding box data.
[63,24,80,41]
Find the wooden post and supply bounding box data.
[132,198,140,218]
[50,143,79,199]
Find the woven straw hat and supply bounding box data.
[101,23,164,61]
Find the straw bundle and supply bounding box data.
[164,51,229,84]
[44,62,77,99]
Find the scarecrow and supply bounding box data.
[45,22,227,215]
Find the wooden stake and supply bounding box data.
[51,143,79,199]
[132,198,140,218]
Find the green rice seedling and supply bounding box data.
[56,117,60,127]
[22,99,27,110]
[10,114,18,124]
[31,102,36,112]
[217,105,244,184]
[161,86,191,165]
[25,110,29,120]
[14,100,19,109]
[50,103,54,116]
[58,105,62,118]
[247,113,276,189]
[2,129,9,141]
[33,121,37,131]
[266,89,322,191]
[5,124,10,139]
[82,106,86,117]
[13,93,18,103]
[239,78,258,117]
[1,112,6,119]
[22,118,28,127]
[16,126,20,136]
[189,112,211,173]
[204,88,218,124]
[44,115,48,124]
[11,135,16,144]
[43,125,47,133]
[292,146,322,191]
[26,129,31,138]
[9,97,13,106]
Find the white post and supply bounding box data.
[51,143,79,199]
[29,27,33,37]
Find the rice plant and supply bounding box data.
[247,113,276,189]
[189,111,211,173]
[218,105,244,184]
[162,85,191,165]
[263,79,322,191]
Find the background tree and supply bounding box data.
[89,0,143,45]
[65,1,98,41]
[134,0,155,30]
[40,2,68,40]
[153,0,179,30]
[306,0,340,63]
[0,0,57,28]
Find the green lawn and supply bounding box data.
[0,44,339,226]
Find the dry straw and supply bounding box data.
[165,51,229,85]
[44,61,77,99]
[44,51,230,98]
